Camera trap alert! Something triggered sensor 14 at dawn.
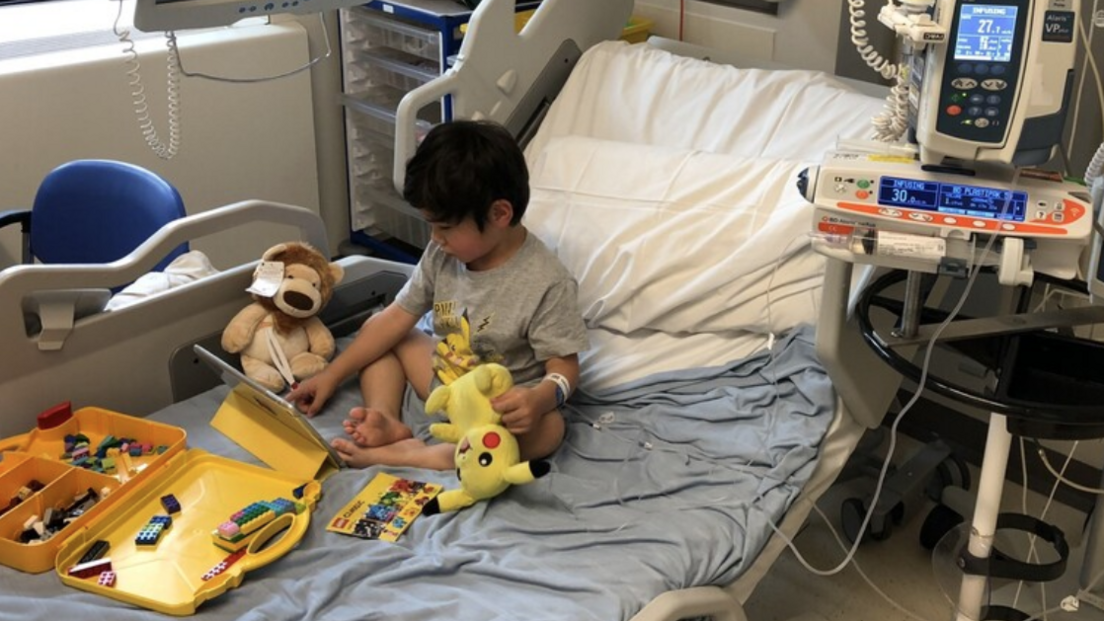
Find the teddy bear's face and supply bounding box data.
[273,263,326,319]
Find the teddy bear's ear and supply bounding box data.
[329,262,345,285]
[262,243,290,262]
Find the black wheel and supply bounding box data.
[920,503,964,550]
[890,501,906,525]
[841,497,866,544]
[925,455,971,502]
[869,516,893,541]
[841,497,893,543]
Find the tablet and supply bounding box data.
[193,344,346,469]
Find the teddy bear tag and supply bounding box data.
[247,261,284,298]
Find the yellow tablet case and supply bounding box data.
[210,384,341,482]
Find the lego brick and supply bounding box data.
[160,494,181,514]
[78,540,111,565]
[36,401,72,430]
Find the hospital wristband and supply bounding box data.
[543,373,572,408]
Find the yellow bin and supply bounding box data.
[621,15,654,44]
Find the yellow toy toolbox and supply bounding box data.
[0,405,186,574]
[54,449,321,616]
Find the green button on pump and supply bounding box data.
[857,179,871,189]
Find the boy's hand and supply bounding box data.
[491,386,546,436]
[287,373,335,417]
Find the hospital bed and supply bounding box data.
[0,9,900,621]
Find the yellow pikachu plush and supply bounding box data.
[422,363,550,514]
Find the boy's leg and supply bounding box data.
[344,328,436,446]
[342,352,412,447]
[516,409,566,462]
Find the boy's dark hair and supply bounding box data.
[402,120,529,230]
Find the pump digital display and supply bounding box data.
[878,177,1027,221]
[953,4,1018,62]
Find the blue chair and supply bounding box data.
[0,160,188,272]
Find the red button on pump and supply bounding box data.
[946,105,963,116]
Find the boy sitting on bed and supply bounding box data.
[288,120,589,469]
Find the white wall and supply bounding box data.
[284,13,350,259]
[634,0,844,73]
[0,19,321,271]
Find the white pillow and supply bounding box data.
[526,136,824,339]
[524,40,887,166]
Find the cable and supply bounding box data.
[113,0,180,161]
[765,186,1015,580]
[1066,0,1099,164]
[1069,4,1104,186]
[1011,436,1073,616]
[872,71,910,143]
[849,0,909,142]
[169,13,334,83]
[811,503,939,621]
[1035,440,1104,495]
[849,0,899,81]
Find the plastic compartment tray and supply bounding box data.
[55,449,322,616]
[344,6,441,63]
[0,407,186,573]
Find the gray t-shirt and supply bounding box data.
[395,230,589,385]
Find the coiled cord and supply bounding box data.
[872,72,910,143]
[1087,142,1104,188]
[851,0,909,142]
[113,0,180,161]
[850,0,899,81]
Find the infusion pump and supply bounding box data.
[800,151,1092,284]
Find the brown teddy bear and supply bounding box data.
[221,242,344,392]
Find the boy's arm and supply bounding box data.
[322,302,421,383]
[288,302,420,414]
[495,354,580,426]
[536,354,580,412]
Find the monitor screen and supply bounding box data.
[878,176,1028,221]
[953,4,1018,63]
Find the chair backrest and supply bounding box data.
[30,160,188,272]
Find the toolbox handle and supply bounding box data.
[229,512,303,579]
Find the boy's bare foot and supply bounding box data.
[342,407,413,447]
[330,437,454,470]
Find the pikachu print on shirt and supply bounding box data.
[432,302,501,385]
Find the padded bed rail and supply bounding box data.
[0,200,407,438]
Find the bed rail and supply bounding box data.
[392,0,633,193]
[0,200,333,437]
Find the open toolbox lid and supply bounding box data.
[54,449,321,616]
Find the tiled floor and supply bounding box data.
[743,438,1103,621]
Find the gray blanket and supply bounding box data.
[0,325,833,621]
